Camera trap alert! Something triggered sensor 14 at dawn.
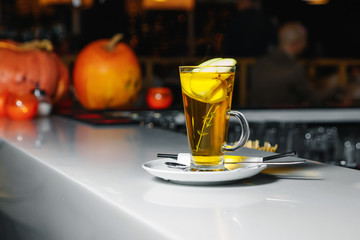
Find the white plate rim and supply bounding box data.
[142,159,267,185]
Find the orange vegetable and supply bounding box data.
[0,92,8,117]
[0,39,69,102]
[6,92,38,120]
[73,34,142,110]
[146,87,173,109]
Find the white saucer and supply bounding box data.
[142,158,267,185]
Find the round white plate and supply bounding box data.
[142,158,267,185]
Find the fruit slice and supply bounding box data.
[193,58,222,72]
[208,58,237,66]
[189,76,222,101]
[190,58,236,102]
[206,81,227,103]
[181,58,236,103]
[181,73,227,103]
[198,58,223,66]
[198,58,237,73]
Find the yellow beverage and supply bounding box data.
[179,68,235,170]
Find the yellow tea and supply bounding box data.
[180,69,235,169]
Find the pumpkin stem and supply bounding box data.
[19,39,53,52]
[106,33,124,52]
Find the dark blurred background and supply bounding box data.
[2,0,360,57]
[2,0,360,109]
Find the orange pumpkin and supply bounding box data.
[0,40,69,102]
[73,34,142,110]
[0,91,8,117]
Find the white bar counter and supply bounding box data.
[0,116,359,240]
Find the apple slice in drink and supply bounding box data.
[189,76,224,102]
[188,58,236,103]
[197,58,237,72]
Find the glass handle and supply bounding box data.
[224,110,250,151]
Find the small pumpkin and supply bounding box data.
[73,34,142,110]
[0,39,69,102]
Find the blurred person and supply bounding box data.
[249,22,341,107]
[223,0,277,57]
[347,67,360,105]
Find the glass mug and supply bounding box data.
[179,65,250,171]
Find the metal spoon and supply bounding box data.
[165,162,190,170]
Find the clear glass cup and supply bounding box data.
[179,65,249,171]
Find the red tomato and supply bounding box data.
[146,87,173,110]
[6,92,38,120]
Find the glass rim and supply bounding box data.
[179,65,236,73]
[179,65,236,68]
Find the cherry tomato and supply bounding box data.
[146,87,173,110]
[6,92,38,120]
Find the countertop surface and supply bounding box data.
[0,116,359,240]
